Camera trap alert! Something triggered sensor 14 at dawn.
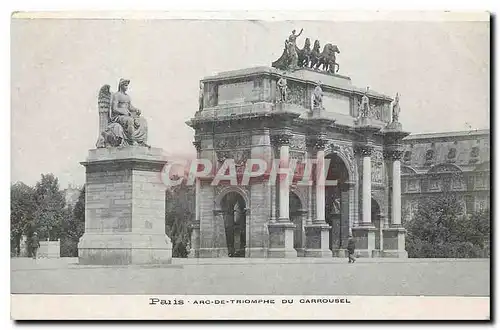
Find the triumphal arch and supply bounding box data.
[186,30,408,258]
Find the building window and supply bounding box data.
[429,178,440,191]
[403,151,412,163]
[469,146,480,164]
[408,179,419,192]
[425,149,435,165]
[452,177,463,190]
[447,148,457,163]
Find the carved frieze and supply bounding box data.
[370,104,383,121]
[287,82,307,107]
[216,149,251,167]
[214,134,251,150]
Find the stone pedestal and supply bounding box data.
[382,227,408,258]
[268,222,297,258]
[304,224,331,257]
[351,225,377,258]
[77,146,172,265]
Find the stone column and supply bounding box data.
[268,132,296,258]
[382,148,408,258]
[361,146,373,225]
[189,140,202,258]
[278,144,290,222]
[391,157,402,226]
[314,149,326,223]
[351,144,377,258]
[304,136,331,257]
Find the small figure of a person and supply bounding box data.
[30,232,40,259]
[347,234,356,263]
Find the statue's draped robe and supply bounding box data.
[110,91,148,145]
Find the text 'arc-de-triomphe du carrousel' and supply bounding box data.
[77,29,409,264]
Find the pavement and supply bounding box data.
[10,257,490,296]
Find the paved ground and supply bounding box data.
[11,257,490,296]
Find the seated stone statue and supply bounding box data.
[96,79,149,148]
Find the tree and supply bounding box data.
[406,191,490,258]
[165,180,195,258]
[10,182,36,256]
[60,186,86,257]
[33,174,66,241]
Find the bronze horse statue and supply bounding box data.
[316,43,340,73]
[271,36,340,74]
[296,38,312,68]
[309,40,322,69]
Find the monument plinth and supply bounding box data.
[78,79,172,265]
[78,146,172,265]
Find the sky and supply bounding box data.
[11,16,490,188]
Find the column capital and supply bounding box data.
[306,135,328,151]
[354,144,374,157]
[192,140,202,153]
[270,131,293,147]
[383,149,404,161]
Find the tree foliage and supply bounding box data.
[406,193,490,258]
[10,182,36,256]
[33,174,66,241]
[165,181,195,258]
[60,186,86,257]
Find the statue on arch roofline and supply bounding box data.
[311,81,324,110]
[359,86,371,118]
[96,78,150,148]
[391,92,401,123]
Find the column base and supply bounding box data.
[351,226,377,258]
[245,247,268,258]
[198,248,229,258]
[78,233,172,265]
[304,223,331,258]
[382,250,408,258]
[382,227,407,258]
[268,222,297,258]
[332,249,347,258]
[188,248,200,258]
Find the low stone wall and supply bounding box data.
[38,240,61,258]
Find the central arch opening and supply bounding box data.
[220,192,247,257]
[325,153,350,251]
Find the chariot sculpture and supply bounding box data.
[272,29,340,74]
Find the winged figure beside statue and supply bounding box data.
[272,28,341,74]
[96,79,150,148]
